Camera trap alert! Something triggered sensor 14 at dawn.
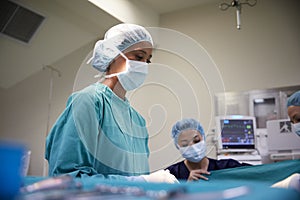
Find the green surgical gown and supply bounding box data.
[45,83,150,180]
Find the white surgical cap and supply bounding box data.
[88,23,153,72]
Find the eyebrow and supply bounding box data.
[180,139,189,142]
[180,135,199,142]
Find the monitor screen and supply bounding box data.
[216,116,256,150]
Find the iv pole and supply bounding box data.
[42,65,61,176]
[219,0,257,30]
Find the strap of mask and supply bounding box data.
[104,52,129,78]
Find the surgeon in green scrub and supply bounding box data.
[45,23,178,183]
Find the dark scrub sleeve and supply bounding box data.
[166,158,252,180]
[166,161,189,180]
[207,158,252,171]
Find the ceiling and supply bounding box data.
[140,0,216,14]
[0,0,220,89]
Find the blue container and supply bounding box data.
[0,141,25,198]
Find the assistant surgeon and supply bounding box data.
[166,118,251,181]
[271,90,300,191]
[45,23,178,183]
[287,90,300,137]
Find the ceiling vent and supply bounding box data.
[0,0,45,43]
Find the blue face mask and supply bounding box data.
[179,140,206,163]
[292,122,300,137]
[105,52,148,91]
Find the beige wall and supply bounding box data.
[0,0,300,175]
[0,42,94,175]
[159,0,300,91]
[136,0,300,171]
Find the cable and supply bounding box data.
[42,65,61,176]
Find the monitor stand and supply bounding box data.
[217,149,262,165]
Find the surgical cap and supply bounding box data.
[287,90,300,107]
[171,118,205,148]
[89,23,153,72]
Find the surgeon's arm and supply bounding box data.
[46,91,128,180]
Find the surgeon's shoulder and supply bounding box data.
[67,83,106,106]
[130,106,146,126]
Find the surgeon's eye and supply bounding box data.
[293,115,300,124]
[192,135,201,144]
[134,54,149,62]
[193,138,200,144]
[135,55,144,60]
[135,55,151,63]
[295,118,300,124]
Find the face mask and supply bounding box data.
[291,122,300,137]
[179,140,206,163]
[105,52,148,91]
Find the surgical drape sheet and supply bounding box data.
[23,160,300,199]
[45,83,149,179]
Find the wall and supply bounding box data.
[132,0,300,171]
[0,42,95,175]
[160,0,300,91]
[0,0,112,89]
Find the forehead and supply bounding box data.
[288,106,300,118]
[124,41,153,54]
[128,48,152,56]
[178,129,202,141]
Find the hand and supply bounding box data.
[271,173,300,192]
[187,169,210,181]
[141,169,179,183]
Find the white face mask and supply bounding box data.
[105,52,148,91]
[291,122,300,137]
[179,140,206,163]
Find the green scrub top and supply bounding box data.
[45,83,150,180]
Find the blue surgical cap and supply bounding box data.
[171,118,205,148]
[89,23,153,72]
[287,90,300,107]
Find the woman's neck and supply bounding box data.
[184,157,209,171]
[102,78,126,100]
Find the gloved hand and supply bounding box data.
[141,169,179,183]
[271,173,300,192]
